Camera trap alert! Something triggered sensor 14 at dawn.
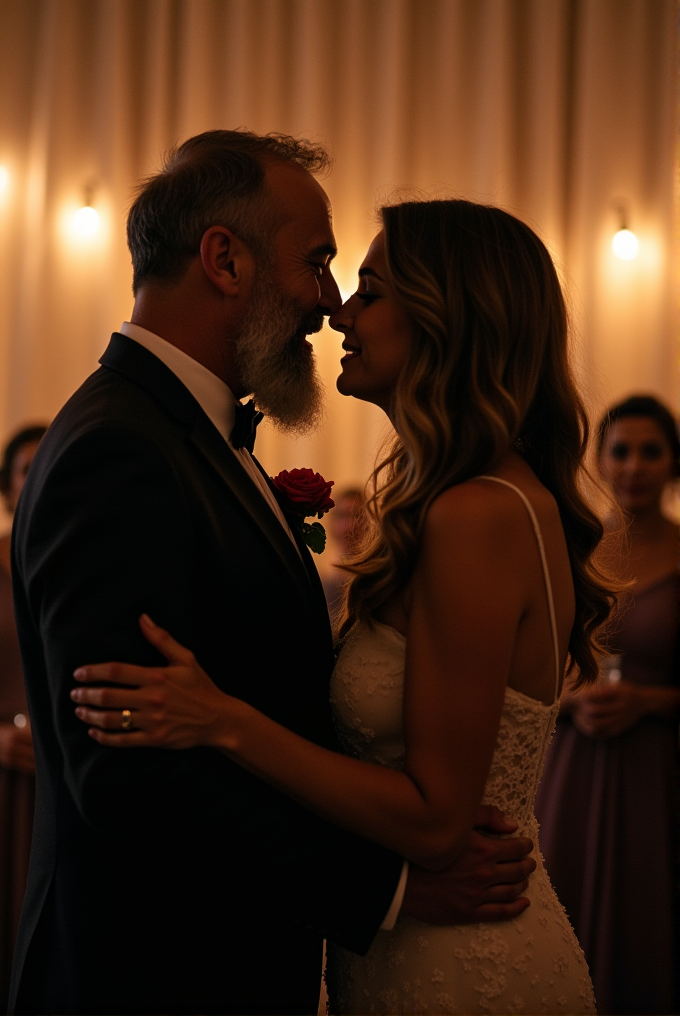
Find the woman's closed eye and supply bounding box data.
[640,442,664,461]
[357,291,379,303]
[610,443,629,460]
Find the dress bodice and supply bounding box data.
[330,621,408,770]
[330,620,560,837]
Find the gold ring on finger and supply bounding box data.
[121,709,133,730]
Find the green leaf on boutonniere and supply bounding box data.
[301,521,327,555]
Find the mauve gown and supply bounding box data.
[0,562,34,1014]
[535,573,679,1015]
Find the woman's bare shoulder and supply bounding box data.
[423,466,565,567]
[426,474,536,534]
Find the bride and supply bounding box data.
[72,199,611,1014]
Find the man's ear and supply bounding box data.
[199,226,255,296]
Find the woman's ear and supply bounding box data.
[199,226,256,297]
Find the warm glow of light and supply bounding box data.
[0,166,8,194]
[72,205,100,236]
[612,228,639,261]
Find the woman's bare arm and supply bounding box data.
[73,485,527,871]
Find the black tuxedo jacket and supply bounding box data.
[9,334,402,1015]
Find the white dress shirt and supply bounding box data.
[118,321,407,930]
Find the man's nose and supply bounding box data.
[319,267,342,315]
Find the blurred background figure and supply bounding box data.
[536,395,680,1015]
[0,424,47,1013]
[321,488,366,627]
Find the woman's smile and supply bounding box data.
[340,338,361,363]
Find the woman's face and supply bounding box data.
[599,416,676,514]
[331,232,413,414]
[7,440,41,514]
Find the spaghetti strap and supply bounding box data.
[477,475,561,700]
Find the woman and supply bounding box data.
[0,424,47,1013]
[71,201,613,1014]
[535,395,680,1015]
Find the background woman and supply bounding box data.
[0,424,46,1013]
[72,201,615,1014]
[535,394,680,1015]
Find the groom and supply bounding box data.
[9,130,535,1015]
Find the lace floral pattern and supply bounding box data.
[326,622,596,1015]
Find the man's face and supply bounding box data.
[235,162,341,433]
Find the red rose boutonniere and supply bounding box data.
[270,468,335,554]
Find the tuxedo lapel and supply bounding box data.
[99,333,319,612]
[290,523,334,618]
[189,413,320,612]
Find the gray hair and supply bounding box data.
[127,129,331,294]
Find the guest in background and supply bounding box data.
[321,487,365,625]
[535,394,680,1015]
[0,425,46,1013]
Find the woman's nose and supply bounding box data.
[622,452,644,474]
[329,299,354,332]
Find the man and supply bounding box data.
[9,130,534,1015]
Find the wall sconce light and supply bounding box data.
[72,184,100,237]
[0,166,8,195]
[612,205,639,261]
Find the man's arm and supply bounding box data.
[383,805,535,931]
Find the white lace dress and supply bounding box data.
[325,478,597,1015]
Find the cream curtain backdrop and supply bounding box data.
[0,0,676,502]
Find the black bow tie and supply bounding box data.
[230,399,264,453]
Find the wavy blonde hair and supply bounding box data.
[342,200,615,686]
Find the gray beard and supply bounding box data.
[235,276,325,434]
